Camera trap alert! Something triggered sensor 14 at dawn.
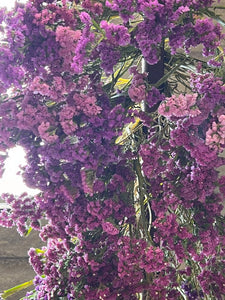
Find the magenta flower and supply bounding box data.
[100,20,130,46]
[158,93,200,118]
[102,221,119,235]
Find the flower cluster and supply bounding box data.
[206,114,225,151]
[128,67,147,103]
[158,93,200,118]
[55,26,81,72]
[0,0,225,299]
[100,21,130,47]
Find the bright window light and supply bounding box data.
[0,0,27,10]
[0,0,36,198]
[0,146,39,196]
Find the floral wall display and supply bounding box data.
[0,0,225,299]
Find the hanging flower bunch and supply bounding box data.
[0,0,225,299]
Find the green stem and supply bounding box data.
[154,63,182,88]
[134,158,154,245]
[1,280,34,299]
[91,18,105,34]
[213,6,225,9]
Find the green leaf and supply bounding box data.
[45,100,56,107]
[115,77,130,87]
[24,226,33,237]
[1,280,34,299]
[35,248,46,254]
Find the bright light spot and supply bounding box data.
[0,0,35,198]
[0,0,27,10]
[0,146,39,196]
[0,0,36,198]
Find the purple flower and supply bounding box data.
[97,40,120,75]
[102,221,119,235]
[100,20,130,46]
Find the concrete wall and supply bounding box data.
[0,227,43,299]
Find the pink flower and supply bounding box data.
[56,26,81,71]
[102,221,119,235]
[158,93,200,118]
[73,94,102,116]
[38,122,58,143]
[29,77,51,96]
[100,21,130,46]
[206,114,225,151]
[61,119,78,135]
[140,246,167,273]
[128,85,146,103]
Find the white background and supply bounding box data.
[0,0,38,196]
[0,0,27,10]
